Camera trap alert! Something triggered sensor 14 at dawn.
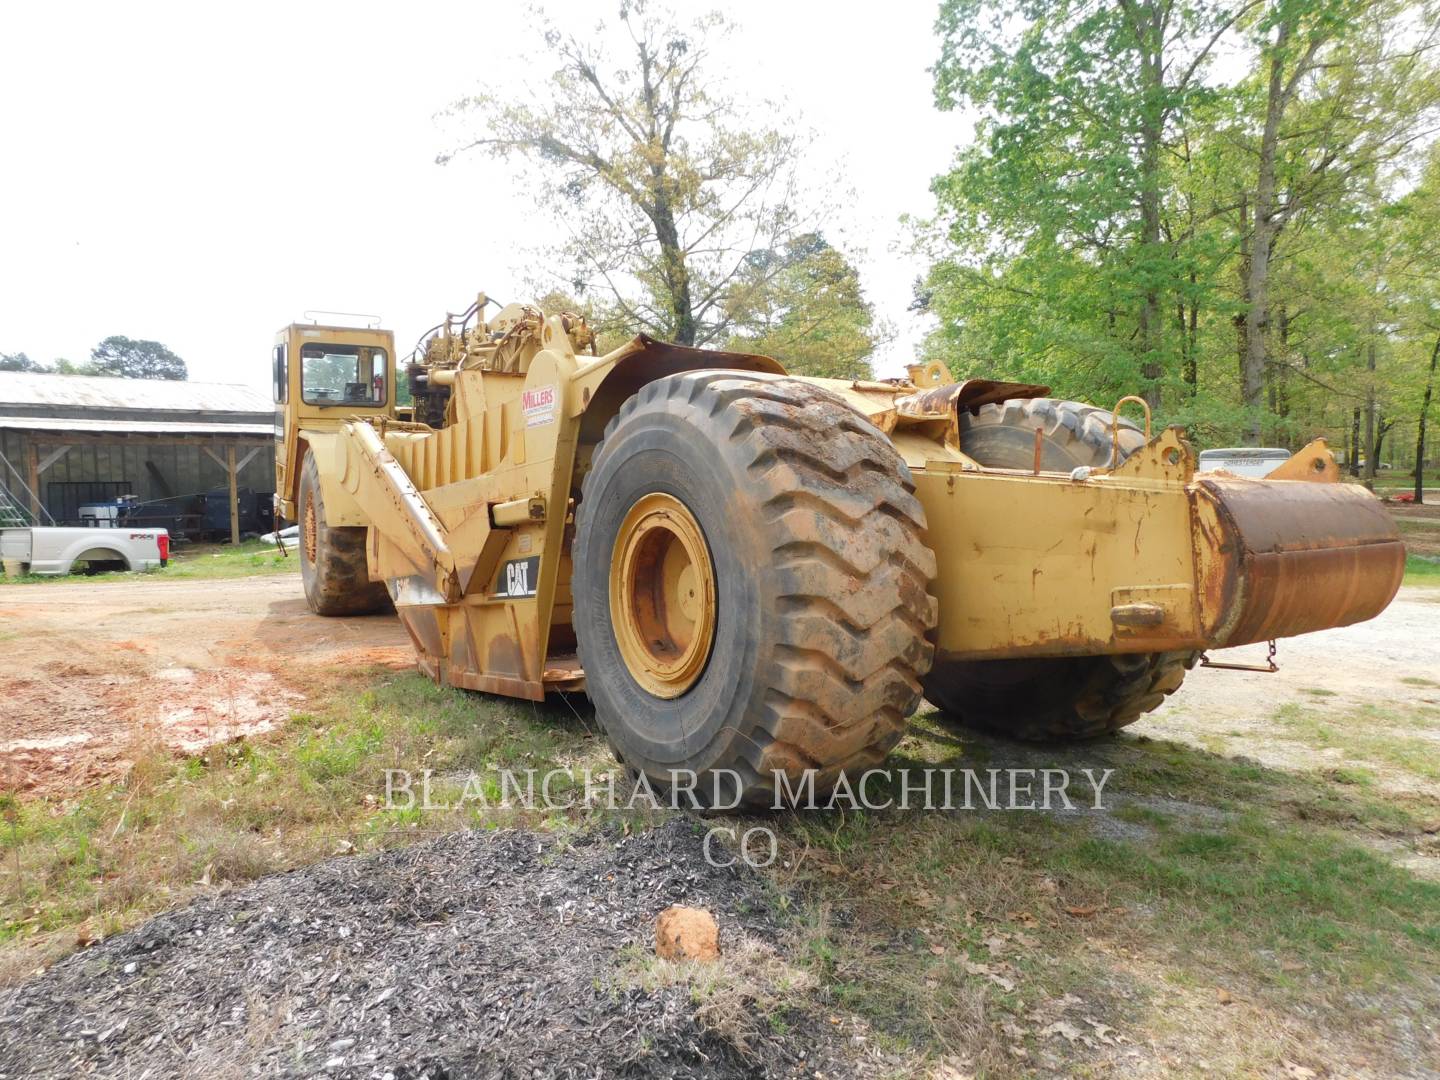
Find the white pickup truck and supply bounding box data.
[0,527,170,576]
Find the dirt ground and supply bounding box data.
[1148,586,1440,786]
[2,570,1435,798]
[0,574,411,796]
[1,568,1437,1077]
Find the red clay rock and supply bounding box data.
[655,905,720,961]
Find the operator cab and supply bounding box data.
[272,321,397,523]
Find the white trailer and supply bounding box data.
[1196,447,1295,479]
[0,527,170,576]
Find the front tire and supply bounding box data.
[297,448,391,616]
[923,397,1198,741]
[573,372,938,806]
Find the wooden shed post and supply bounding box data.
[227,445,239,546]
[26,442,39,520]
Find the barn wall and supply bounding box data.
[0,431,275,523]
[0,429,32,521]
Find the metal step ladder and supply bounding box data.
[0,448,50,526]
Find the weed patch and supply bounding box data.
[0,671,610,973]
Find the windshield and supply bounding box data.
[301,343,387,407]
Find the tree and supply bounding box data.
[1230,0,1440,443]
[921,0,1440,455]
[928,0,1254,407]
[1389,145,1440,500]
[439,3,827,348]
[1416,335,1439,501]
[720,234,882,380]
[0,352,44,372]
[88,336,187,380]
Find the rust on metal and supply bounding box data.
[1111,602,1165,628]
[1191,475,1404,648]
[894,378,1050,420]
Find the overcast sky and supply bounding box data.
[0,1,971,391]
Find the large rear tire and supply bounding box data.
[573,372,938,806]
[923,397,1198,741]
[297,448,391,616]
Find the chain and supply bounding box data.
[1199,638,1279,673]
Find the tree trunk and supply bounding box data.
[1350,407,1362,477]
[1178,298,1197,395]
[1179,273,1198,397]
[1136,1,1164,409]
[652,195,696,345]
[1372,416,1392,470]
[1188,280,1199,392]
[1234,195,1250,392]
[1275,305,1290,444]
[1242,22,1292,446]
[1363,337,1377,484]
[1416,332,1439,504]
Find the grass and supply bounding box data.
[1271,700,1440,782]
[0,669,611,979]
[0,539,298,585]
[615,937,821,1057]
[746,709,1440,1075]
[1405,553,1440,586]
[1363,472,1426,490]
[6,667,1440,1075]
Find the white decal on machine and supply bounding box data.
[522,385,557,427]
[496,556,541,598]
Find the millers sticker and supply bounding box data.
[495,556,540,599]
[522,384,557,427]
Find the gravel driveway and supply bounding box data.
[0,819,861,1080]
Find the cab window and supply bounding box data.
[272,344,287,404]
[300,344,388,406]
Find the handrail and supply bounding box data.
[1109,395,1153,469]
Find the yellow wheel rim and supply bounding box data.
[610,493,717,699]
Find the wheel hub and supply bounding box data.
[610,493,716,698]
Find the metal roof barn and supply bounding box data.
[0,373,276,540]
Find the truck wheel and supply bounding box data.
[924,397,1199,741]
[573,372,938,807]
[298,448,391,616]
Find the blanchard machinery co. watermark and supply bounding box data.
[383,766,1116,867]
[383,766,1115,814]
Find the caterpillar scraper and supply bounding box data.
[273,295,1405,805]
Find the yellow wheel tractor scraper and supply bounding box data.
[273,295,1404,805]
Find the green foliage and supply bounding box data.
[0,353,94,375]
[0,352,43,373]
[921,0,1440,453]
[925,0,1243,408]
[89,335,187,381]
[721,234,881,379]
